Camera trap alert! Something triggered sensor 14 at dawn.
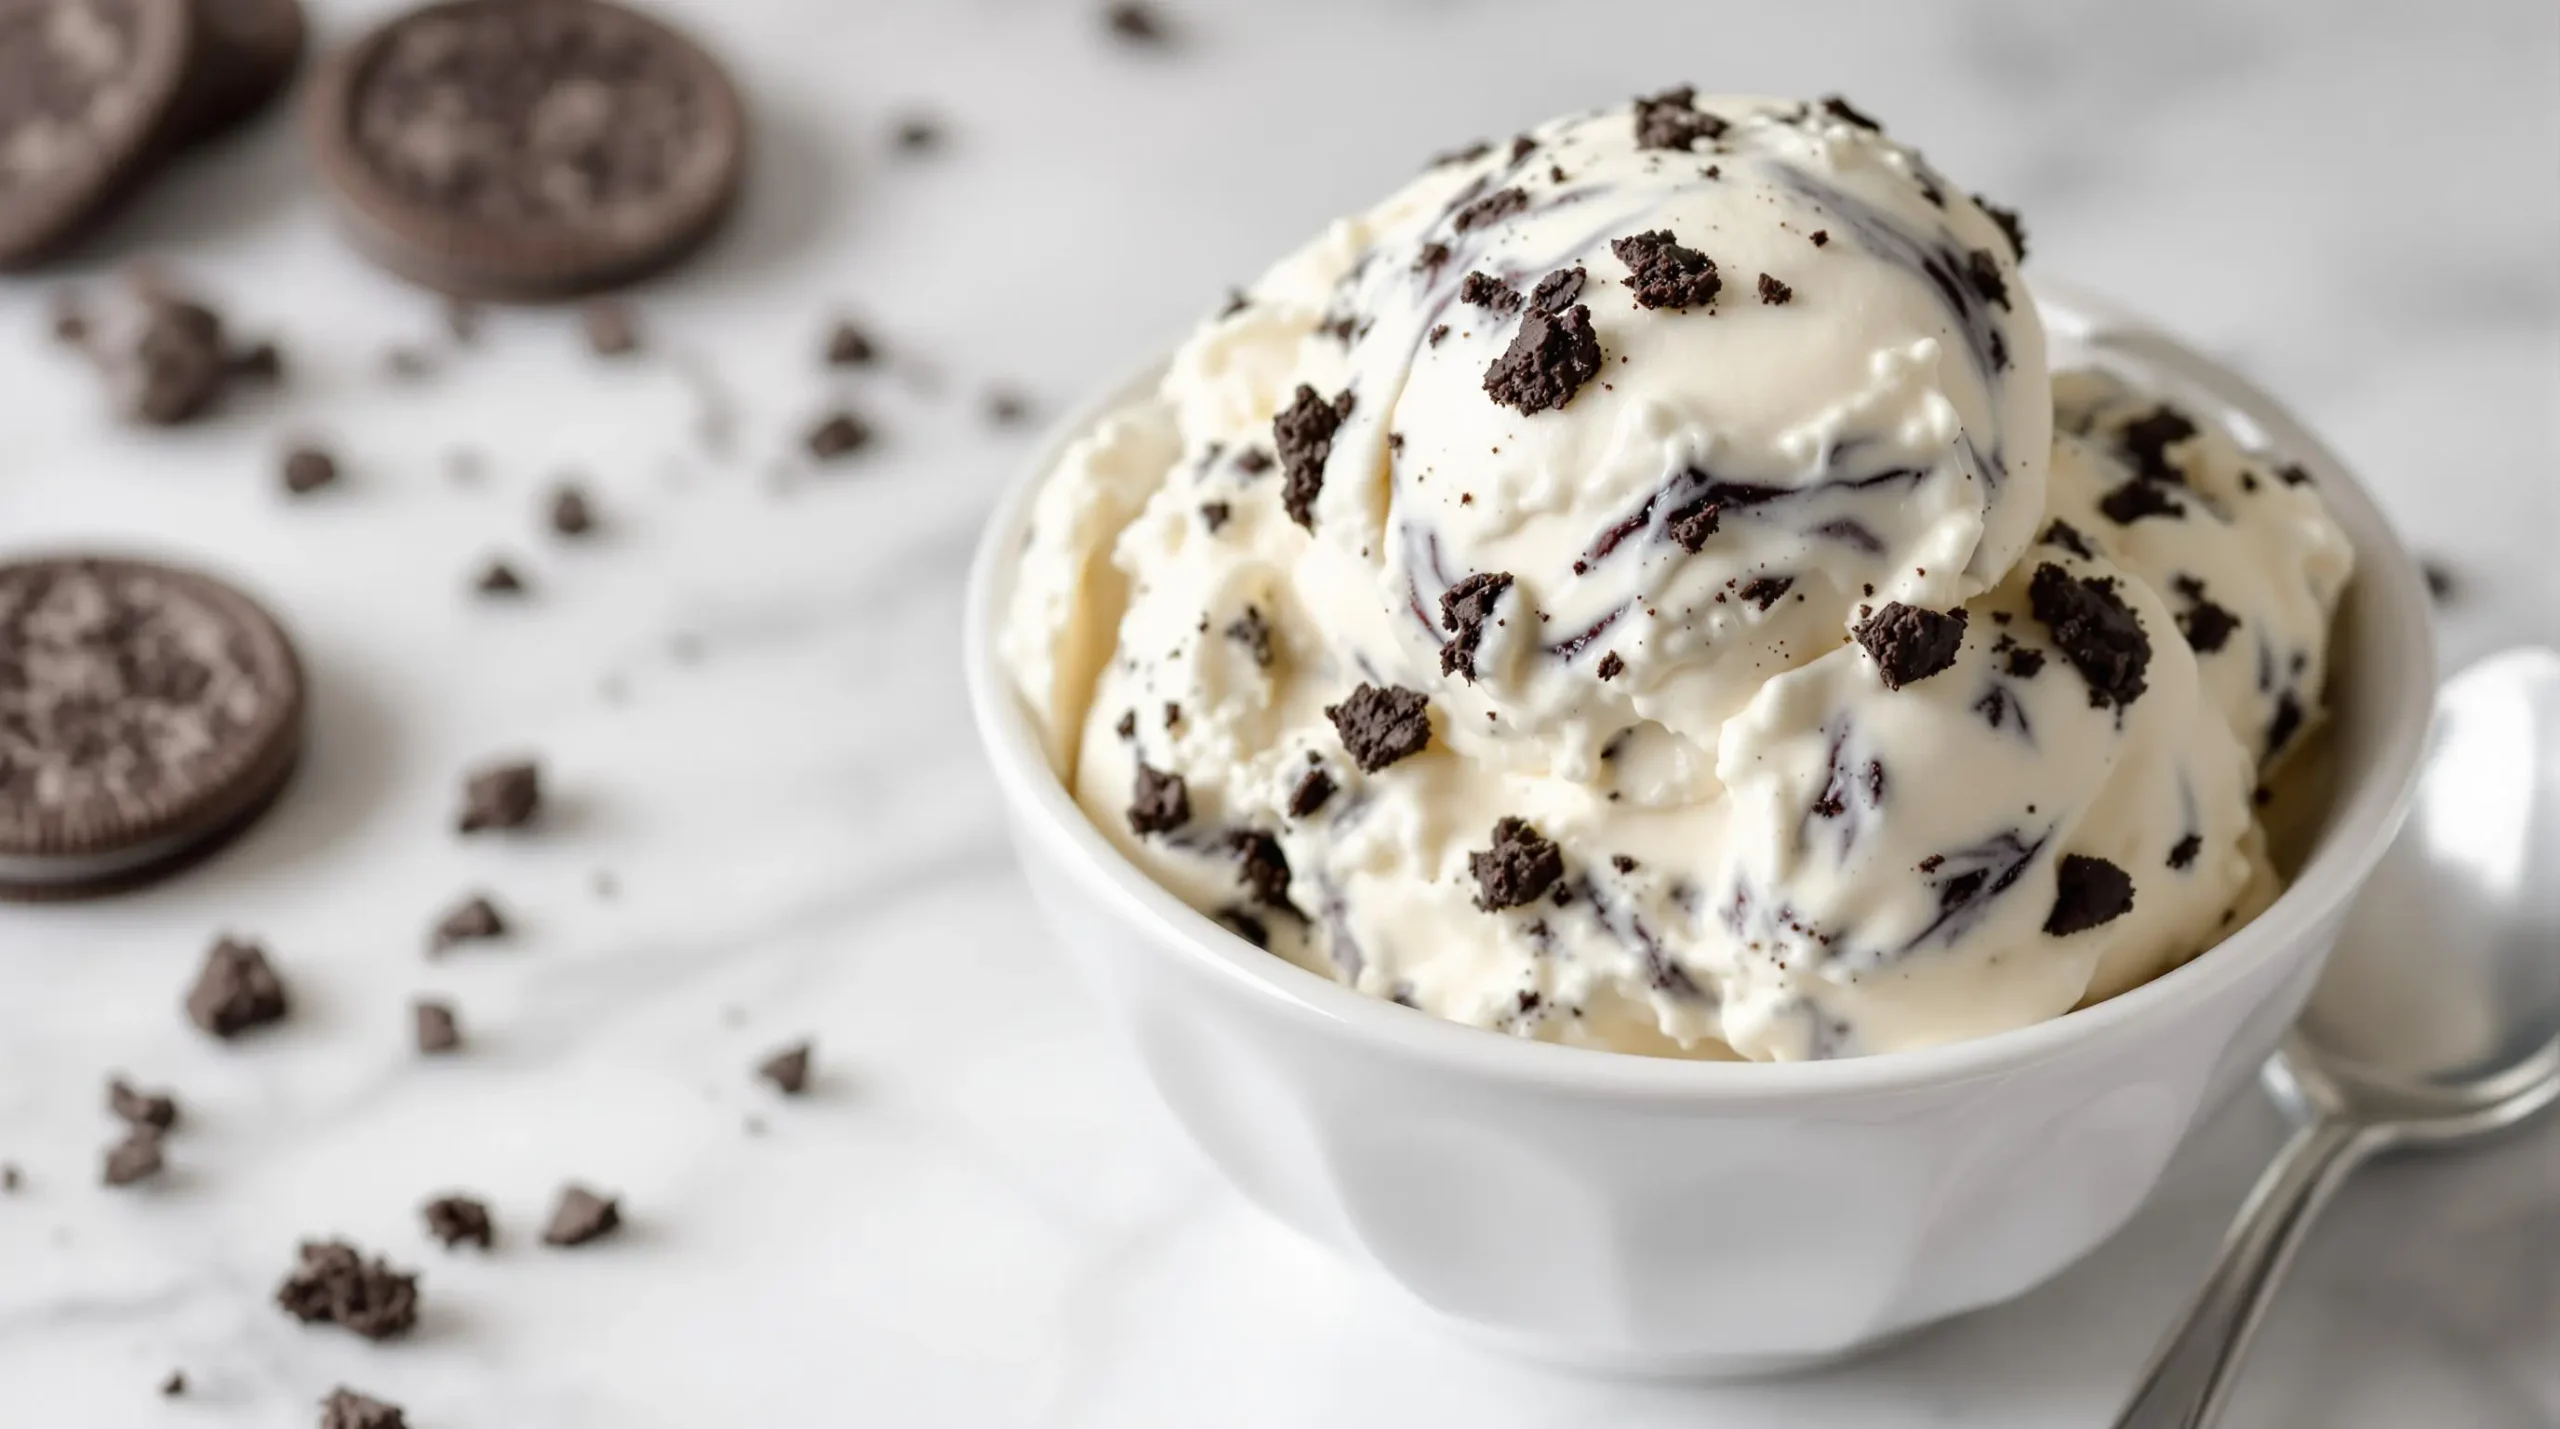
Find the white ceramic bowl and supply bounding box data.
[963,281,2437,1376]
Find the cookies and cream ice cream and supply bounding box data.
[1002,90,2351,1060]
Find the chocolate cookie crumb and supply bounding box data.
[457,761,540,833]
[1963,249,2009,309]
[1810,229,1830,247]
[1611,854,1639,874]
[2167,834,2202,871]
[2029,563,2151,709]
[1611,230,1719,310]
[1114,710,1137,740]
[1230,830,1294,910]
[1669,500,1721,553]
[986,388,1033,427]
[1127,763,1190,835]
[161,1371,185,1397]
[758,1041,813,1095]
[187,938,289,1038]
[1326,683,1432,772]
[1738,575,1795,611]
[431,894,505,952]
[806,410,873,461]
[550,485,597,536]
[102,1128,164,1186]
[1596,651,1625,681]
[1819,95,1882,130]
[2277,462,2313,487]
[1427,323,1449,346]
[2042,519,2095,560]
[109,1078,177,1131]
[1451,186,1528,233]
[321,1389,407,1429]
[2179,598,2240,654]
[1460,271,1522,312]
[282,446,340,495]
[2421,560,2457,602]
[423,1194,494,1250]
[2099,477,2183,525]
[1633,86,1724,151]
[1,1164,18,1192]
[2265,691,2304,761]
[1104,2,1169,44]
[1483,303,1601,414]
[1858,603,1969,690]
[582,301,640,357]
[892,114,944,153]
[1528,266,1586,313]
[1287,767,1335,819]
[1232,446,1272,475]
[1413,241,1451,274]
[1199,500,1231,533]
[276,1241,419,1340]
[1756,272,1792,305]
[1438,571,1514,682]
[2044,854,2134,936]
[474,559,528,596]
[1273,384,1352,529]
[824,321,877,366]
[2003,645,2046,679]
[2118,407,2198,482]
[230,341,285,384]
[542,1185,621,1247]
[1225,606,1274,667]
[414,1000,461,1054]
[1213,908,1268,949]
[1967,200,2024,264]
[1469,817,1564,911]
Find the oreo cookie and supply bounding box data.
[0,0,199,269]
[0,556,304,900]
[167,0,307,149]
[306,0,748,299]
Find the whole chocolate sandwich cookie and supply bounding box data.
[0,0,198,269]
[166,0,306,147]
[0,555,305,900]
[306,0,746,299]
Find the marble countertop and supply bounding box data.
[1,0,2553,1423]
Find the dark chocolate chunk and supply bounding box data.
[1437,571,1514,682]
[806,410,873,462]
[541,1184,621,1246]
[1482,303,1602,414]
[582,300,640,357]
[1460,271,1521,312]
[321,1388,407,1429]
[1819,94,1882,130]
[1610,230,1719,310]
[1527,266,1586,313]
[1126,763,1190,835]
[2099,477,2183,525]
[276,1241,420,1339]
[431,894,506,952]
[2167,834,2202,871]
[1469,816,1564,911]
[1976,196,2027,260]
[282,446,340,496]
[1669,500,1721,552]
[1596,651,1625,681]
[457,760,540,833]
[414,999,461,1054]
[550,484,597,536]
[474,558,528,596]
[1230,830,1294,910]
[1451,185,1528,234]
[757,1041,813,1094]
[102,1127,164,1186]
[2179,599,2240,654]
[422,1194,494,1249]
[1273,384,1352,529]
[2029,563,2151,709]
[1963,248,2009,310]
[109,1077,178,1131]
[2265,691,2304,761]
[1287,767,1335,819]
[1857,603,1969,690]
[2118,407,2198,482]
[1325,683,1432,772]
[1756,272,1792,305]
[1632,86,1724,151]
[1198,500,1231,533]
[2044,854,2134,936]
[187,937,289,1038]
[2042,519,2095,560]
[1224,606,1274,667]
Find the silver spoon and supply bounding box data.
[2113,646,2560,1429]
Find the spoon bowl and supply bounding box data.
[2117,646,2560,1429]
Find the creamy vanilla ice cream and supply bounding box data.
[1002,90,2352,1060]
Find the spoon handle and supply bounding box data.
[2111,1115,2382,1429]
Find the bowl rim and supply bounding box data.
[963,277,2439,1104]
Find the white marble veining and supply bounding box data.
[0,0,2552,1423]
